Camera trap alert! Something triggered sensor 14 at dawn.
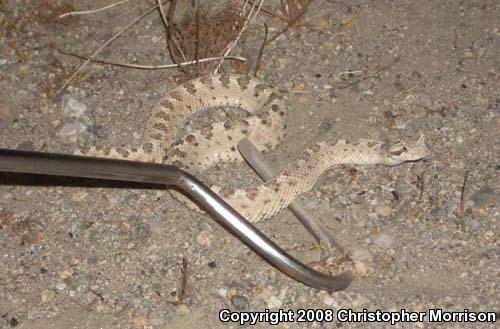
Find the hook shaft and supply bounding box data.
[0,148,352,291]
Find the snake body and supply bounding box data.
[78,74,428,222]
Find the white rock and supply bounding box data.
[41,289,56,303]
[195,230,212,247]
[55,282,66,291]
[58,122,86,143]
[216,287,228,298]
[61,95,88,118]
[321,292,335,306]
[266,295,282,308]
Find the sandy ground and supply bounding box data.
[0,0,498,328]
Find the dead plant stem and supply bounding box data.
[58,0,132,18]
[56,1,171,94]
[215,0,265,73]
[254,22,269,77]
[58,49,246,69]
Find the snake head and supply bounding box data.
[386,135,429,166]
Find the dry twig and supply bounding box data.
[58,48,246,69]
[455,171,469,219]
[168,3,246,77]
[254,22,269,77]
[56,1,171,94]
[247,0,277,17]
[269,0,313,42]
[417,174,425,204]
[168,257,189,305]
[178,257,189,303]
[58,0,131,18]
[215,0,265,72]
[158,0,188,66]
[280,0,313,24]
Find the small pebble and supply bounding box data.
[58,122,86,143]
[293,247,321,264]
[105,193,121,206]
[354,260,368,276]
[319,121,333,134]
[0,102,14,124]
[372,232,395,249]
[375,205,393,217]
[231,295,249,310]
[41,289,56,303]
[484,230,494,239]
[58,268,74,279]
[321,292,335,306]
[71,191,88,202]
[303,196,319,209]
[226,287,237,299]
[61,95,88,118]
[351,204,369,220]
[468,218,480,229]
[266,295,283,309]
[318,17,330,31]
[349,245,372,262]
[150,317,168,326]
[464,200,475,209]
[195,230,212,247]
[95,301,105,313]
[55,282,66,291]
[216,287,227,298]
[132,316,149,328]
[471,186,497,208]
[351,295,370,308]
[175,303,190,315]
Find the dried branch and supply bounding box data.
[168,4,245,77]
[215,0,265,73]
[58,48,246,69]
[254,22,269,77]
[455,171,469,219]
[56,1,171,94]
[58,0,132,18]
[270,0,312,42]
[157,0,188,66]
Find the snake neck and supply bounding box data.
[227,140,398,222]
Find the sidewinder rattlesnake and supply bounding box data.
[77,74,429,222]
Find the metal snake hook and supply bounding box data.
[0,148,353,291]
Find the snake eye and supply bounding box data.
[389,146,407,156]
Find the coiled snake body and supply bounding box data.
[78,74,428,222]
